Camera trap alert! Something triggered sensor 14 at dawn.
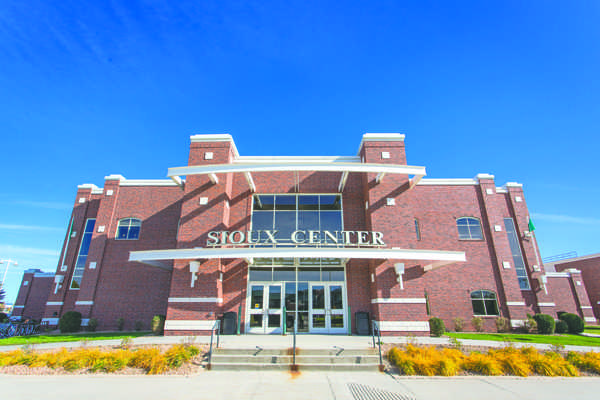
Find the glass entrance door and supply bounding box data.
[309,283,346,334]
[248,284,282,334]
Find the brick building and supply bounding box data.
[12,269,54,321]
[17,133,596,334]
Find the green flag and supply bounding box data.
[528,216,535,232]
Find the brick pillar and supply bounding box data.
[567,269,596,324]
[12,271,35,319]
[360,133,429,335]
[477,175,530,327]
[165,134,236,335]
[73,176,122,327]
[504,183,557,316]
[43,184,100,326]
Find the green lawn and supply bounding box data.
[584,325,600,335]
[446,332,600,347]
[0,331,152,346]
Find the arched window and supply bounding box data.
[471,290,499,316]
[456,217,483,240]
[116,218,141,240]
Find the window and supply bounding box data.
[471,290,499,316]
[504,218,531,290]
[116,218,141,240]
[414,218,421,240]
[70,218,96,289]
[456,217,483,240]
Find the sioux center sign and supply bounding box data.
[207,230,385,246]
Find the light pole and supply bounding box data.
[0,259,19,287]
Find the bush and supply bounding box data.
[555,320,569,334]
[0,312,8,323]
[151,315,166,335]
[532,314,555,334]
[134,321,144,331]
[556,311,567,319]
[87,318,98,332]
[559,313,584,334]
[516,315,537,333]
[453,317,464,332]
[428,317,445,337]
[59,311,82,333]
[471,316,484,332]
[116,317,125,331]
[495,317,510,333]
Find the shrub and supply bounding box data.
[555,320,569,334]
[87,318,98,332]
[116,317,125,331]
[452,317,464,332]
[489,347,531,377]
[567,351,600,374]
[559,313,584,334]
[151,315,166,335]
[471,316,484,332]
[557,311,567,319]
[462,352,503,375]
[428,317,445,337]
[59,311,82,333]
[134,321,144,331]
[495,317,510,333]
[0,312,8,323]
[533,314,555,334]
[516,315,537,333]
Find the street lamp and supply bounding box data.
[0,259,19,286]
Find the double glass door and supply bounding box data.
[247,282,345,334]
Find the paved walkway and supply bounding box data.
[1,333,599,353]
[1,371,600,400]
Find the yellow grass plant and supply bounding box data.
[387,345,588,377]
[0,344,202,374]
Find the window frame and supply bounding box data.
[456,217,484,240]
[470,290,500,316]
[70,218,96,290]
[115,218,142,240]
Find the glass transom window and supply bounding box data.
[116,218,141,240]
[252,194,343,244]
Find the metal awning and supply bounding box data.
[129,247,465,271]
[167,158,426,192]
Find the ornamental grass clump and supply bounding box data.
[387,345,462,376]
[567,351,600,374]
[462,352,503,376]
[488,347,532,377]
[519,347,578,377]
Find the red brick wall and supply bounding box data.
[13,272,53,321]
[555,256,600,321]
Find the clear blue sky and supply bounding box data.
[1,1,599,304]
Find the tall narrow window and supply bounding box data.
[116,218,141,240]
[414,218,421,240]
[456,217,483,240]
[504,218,531,290]
[70,218,96,289]
[471,290,499,316]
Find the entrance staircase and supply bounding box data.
[208,346,382,371]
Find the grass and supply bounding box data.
[446,332,600,347]
[0,331,152,346]
[584,325,600,335]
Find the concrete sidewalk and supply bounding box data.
[1,371,600,400]
[1,333,599,353]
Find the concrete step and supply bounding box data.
[207,347,382,371]
[211,354,380,364]
[208,362,382,371]
[212,348,378,356]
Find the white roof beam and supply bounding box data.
[338,171,349,192]
[208,173,219,184]
[410,174,424,188]
[244,172,256,192]
[169,175,184,189]
[376,172,386,184]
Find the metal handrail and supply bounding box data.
[371,320,383,369]
[207,319,221,369]
[291,314,297,370]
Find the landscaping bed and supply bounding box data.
[384,343,600,377]
[0,343,206,375]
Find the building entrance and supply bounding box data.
[246,264,347,334]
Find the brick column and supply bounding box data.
[477,175,530,327]
[360,134,429,335]
[567,269,596,323]
[165,135,236,335]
